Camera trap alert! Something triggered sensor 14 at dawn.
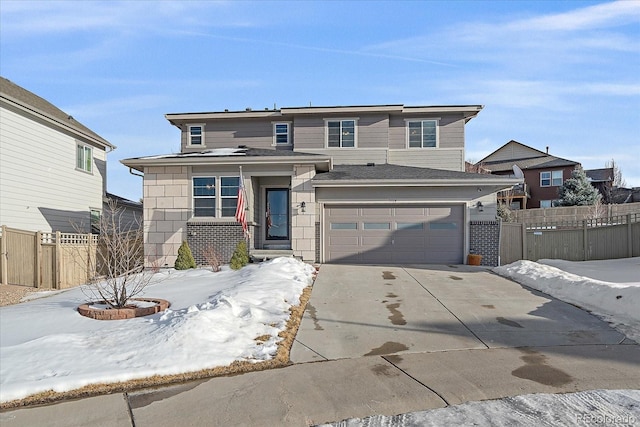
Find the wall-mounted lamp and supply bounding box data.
[476,201,484,212]
[300,201,306,213]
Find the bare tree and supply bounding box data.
[202,245,222,272]
[78,199,152,308]
[605,158,626,188]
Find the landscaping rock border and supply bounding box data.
[78,298,170,320]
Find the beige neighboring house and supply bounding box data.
[122,104,520,267]
[0,77,115,233]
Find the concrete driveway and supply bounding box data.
[290,264,630,362]
[3,264,638,427]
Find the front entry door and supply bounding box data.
[265,188,289,241]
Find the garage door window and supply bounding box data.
[363,222,390,230]
[330,222,358,230]
[397,223,423,230]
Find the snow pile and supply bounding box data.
[494,258,640,342]
[321,389,640,427]
[0,257,315,403]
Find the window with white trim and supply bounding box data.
[326,119,356,148]
[188,125,204,146]
[193,177,216,217]
[406,119,438,148]
[273,123,291,145]
[540,200,552,208]
[192,176,240,218]
[76,144,93,172]
[540,170,563,187]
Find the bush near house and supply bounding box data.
[230,240,250,270]
[175,241,196,270]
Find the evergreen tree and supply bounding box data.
[558,167,601,206]
[175,241,196,270]
[230,240,250,270]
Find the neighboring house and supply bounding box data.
[585,168,614,204]
[477,140,579,209]
[0,76,115,233]
[122,104,520,266]
[103,192,143,233]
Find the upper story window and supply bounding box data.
[540,170,563,187]
[326,119,356,148]
[188,125,204,146]
[193,176,240,218]
[406,119,438,148]
[76,144,93,173]
[273,122,291,145]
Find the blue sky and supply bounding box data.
[1,0,639,201]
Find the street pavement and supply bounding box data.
[1,264,638,426]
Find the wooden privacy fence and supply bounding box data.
[500,213,640,265]
[0,226,98,289]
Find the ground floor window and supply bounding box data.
[193,176,239,218]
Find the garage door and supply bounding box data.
[325,205,464,264]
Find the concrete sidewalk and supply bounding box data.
[1,264,638,426]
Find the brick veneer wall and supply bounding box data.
[186,222,245,265]
[469,220,500,266]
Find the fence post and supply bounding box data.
[583,220,588,261]
[627,214,633,258]
[1,225,7,285]
[521,223,527,260]
[55,231,61,290]
[35,231,42,289]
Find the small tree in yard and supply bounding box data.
[558,167,601,207]
[175,241,196,270]
[230,240,249,270]
[202,244,222,272]
[78,199,150,309]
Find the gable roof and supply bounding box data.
[0,76,114,150]
[477,140,578,173]
[312,163,521,187]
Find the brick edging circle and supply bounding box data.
[77,298,170,320]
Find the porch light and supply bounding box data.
[300,201,306,213]
[476,201,484,212]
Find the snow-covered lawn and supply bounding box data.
[495,257,640,342]
[0,257,315,404]
[324,257,640,427]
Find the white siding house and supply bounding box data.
[0,77,115,233]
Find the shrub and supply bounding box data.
[203,245,222,272]
[175,241,196,270]
[230,240,249,270]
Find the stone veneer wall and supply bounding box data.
[469,220,500,267]
[143,166,190,268]
[186,222,245,265]
[290,165,316,261]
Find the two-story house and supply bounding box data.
[0,77,115,233]
[122,104,520,266]
[477,140,580,209]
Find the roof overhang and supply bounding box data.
[312,176,521,189]
[165,104,485,126]
[121,154,332,173]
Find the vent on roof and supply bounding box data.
[238,145,248,149]
[367,163,375,167]
[246,107,252,111]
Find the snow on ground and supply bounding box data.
[0,257,315,403]
[494,257,640,342]
[321,389,640,427]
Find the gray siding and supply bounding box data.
[483,142,541,163]
[388,148,464,171]
[0,103,106,233]
[293,114,389,151]
[182,118,288,152]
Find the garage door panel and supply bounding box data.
[329,236,360,246]
[394,236,426,246]
[394,207,426,216]
[361,235,391,247]
[364,207,394,216]
[327,207,359,216]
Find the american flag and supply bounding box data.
[235,168,248,237]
